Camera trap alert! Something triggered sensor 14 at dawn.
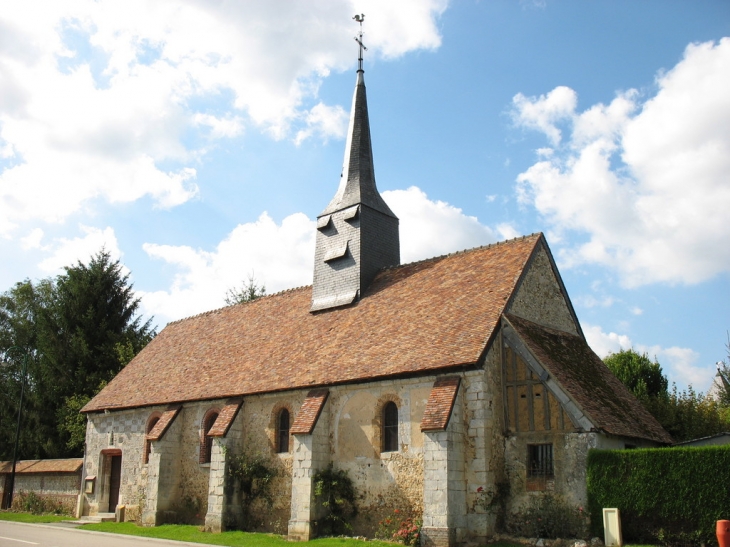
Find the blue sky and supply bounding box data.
[1,1,728,392]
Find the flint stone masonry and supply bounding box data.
[0,467,82,515]
[508,243,579,336]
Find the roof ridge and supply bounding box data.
[167,285,313,325]
[381,232,543,272]
[166,233,543,326]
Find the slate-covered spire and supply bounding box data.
[320,70,396,219]
[310,20,400,313]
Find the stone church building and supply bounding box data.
[81,58,671,545]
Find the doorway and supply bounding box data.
[108,455,122,513]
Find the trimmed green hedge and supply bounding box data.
[587,445,730,543]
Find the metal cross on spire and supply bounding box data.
[353,14,367,72]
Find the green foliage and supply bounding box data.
[11,491,67,515]
[505,493,588,539]
[644,384,730,442]
[604,348,730,442]
[587,445,730,544]
[313,463,358,536]
[604,349,668,399]
[224,274,266,306]
[0,511,72,523]
[716,333,730,407]
[58,392,92,452]
[0,250,155,459]
[170,495,203,525]
[227,448,277,530]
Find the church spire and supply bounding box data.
[311,15,400,312]
[320,15,395,219]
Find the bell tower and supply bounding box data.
[310,15,400,312]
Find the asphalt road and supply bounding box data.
[0,521,219,547]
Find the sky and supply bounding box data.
[1,0,728,393]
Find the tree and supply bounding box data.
[224,273,266,305]
[604,349,668,399]
[604,348,730,443]
[0,250,155,459]
[714,332,730,407]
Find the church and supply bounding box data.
[80,41,670,546]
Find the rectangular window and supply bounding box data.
[527,443,554,478]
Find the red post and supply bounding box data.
[717,520,730,547]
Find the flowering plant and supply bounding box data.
[376,509,421,546]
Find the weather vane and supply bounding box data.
[353,14,367,72]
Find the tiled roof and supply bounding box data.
[208,398,243,437]
[83,234,542,413]
[290,390,329,434]
[0,458,83,474]
[504,313,672,444]
[421,377,461,431]
[146,406,181,441]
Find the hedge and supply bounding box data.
[587,445,730,544]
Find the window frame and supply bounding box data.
[382,401,399,453]
[143,414,161,465]
[200,410,219,464]
[527,443,554,478]
[276,408,290,453]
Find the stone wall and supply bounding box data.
[3,473,80,515]
[83,369,504,544]
[507,244,579,335]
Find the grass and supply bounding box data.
[0,511,76,523]
[80,522,396,547]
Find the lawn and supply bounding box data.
[80,522,397,547]
[0,511,75,523]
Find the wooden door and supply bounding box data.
[108,455,122,513]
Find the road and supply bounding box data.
[0,521,219,547]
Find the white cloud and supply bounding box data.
[514,39,730,287]
[295,102,348,145]
[20,228,44,250]
[140,211,316,321]
[584,322,710,392]
[512,86,577,146]
[37,225,121,274]
[384,186,497,263]
[138,185,497,323]
[0,1,447,237]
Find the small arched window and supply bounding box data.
[382,401,398,452]
[200,411,219,464]
[277,409,290,453]
[143,415,160,464]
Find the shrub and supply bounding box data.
[227,449,277,530]
[376,509,421,546]
[170,494,202,525]
[313,463,357,536]
[506,493,588,539]
[587,445,730,544]
[11,491,66,515]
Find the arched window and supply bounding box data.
[382,401,398,452]
[143,415,160,464]
[200,411,219,464]
[277,408,290,453]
